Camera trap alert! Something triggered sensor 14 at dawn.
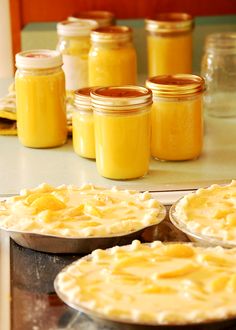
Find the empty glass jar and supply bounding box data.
[201,32,236,118]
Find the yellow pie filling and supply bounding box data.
[56,240,236,325]
[174,180,236,243]
[0,183,163,237]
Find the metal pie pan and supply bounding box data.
[169,199,236,248]
[54,244,236,330]
[2,204,166,254]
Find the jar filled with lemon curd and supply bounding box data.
[69,10,115,27]
[88,26,137,86]
[146,74,205,161]
[91,86,152,180]
[72,87,95,159]
[145,13,194,76]
[57,19,98,91]
[15,49,67,148]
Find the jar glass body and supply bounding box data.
[201,34,236,118]
[147,30,192,76]
[89,40,137,86]
[15,66,67,148]
[151,94,203,161]
[94,107,151,180]
[57,35,91,91]
[72,109,95,159]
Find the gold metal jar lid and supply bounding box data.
[146,74,205,98]
[204,32,236,54]
[72,11,115,27]
[74,87,94,111]
[91,26,132,43]
[91,86,152,113]
[145,13,194,34]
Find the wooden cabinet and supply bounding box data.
[10,0,236,61]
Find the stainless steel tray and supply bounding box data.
[3,204,166,254]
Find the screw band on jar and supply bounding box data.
[74,87,94,112]
[72,10,115,27]
[145,13,194,35]
[90,26,133,43]
[204,32,236,54]
[91,86,152,114]
[146,74,205,99]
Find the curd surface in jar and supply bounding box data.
[146,13,193,76]
[15,50,67,148]
[89,26,137,86]
[147,33,192,76]
[95,110,150,179]
[57,20,98,91]
[92,86,152,180]
[151,96,203,160]
[72,87,95,159]
[146,74,204,161]
[73,111,95,159]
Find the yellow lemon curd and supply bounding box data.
[89,44,137,86]
[94,110,151,179]
[174,180,236,244]
[151,96,203,160]
[72,111,95,159]
[56,240,236,325]
[147,33,192,76]
[0,183,163,238]
[88,26,137,86]
[15,68,67,148]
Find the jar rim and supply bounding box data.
[204,32,236,53]
[72,10,115,27]
[74,87,94,111]
[91,86,152,113]
[146,74,205,98]
[15,49,63,69]
[57,19,98,37]
[91,26,132,43]
[145,12,194,34]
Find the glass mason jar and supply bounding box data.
[145,13,194,76]
[15,49,67,148]
[201,32,236,118]
[57,19,98,92]
[88,26,137,86]
[72,87,96,159]
[146,74,205,161]
[69,10,115,27]
[91,86,152,180]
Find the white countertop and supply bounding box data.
[1,77,236,195]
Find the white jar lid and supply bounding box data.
[15,49,63,69]
[57,19,98,37]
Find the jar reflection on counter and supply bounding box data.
[88,26,137,86]
[72,87,96,159]
[57,19,98,92]
[145,13,194,76]
[91,86,152,180]
[146,74,205,161]
[201,32,236,118]
[15,49,67,148]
